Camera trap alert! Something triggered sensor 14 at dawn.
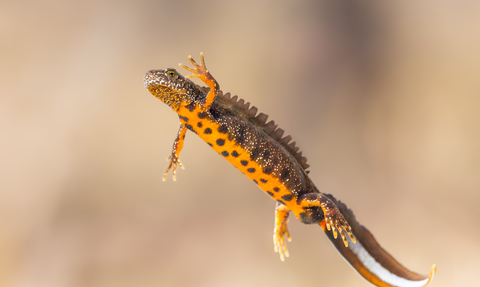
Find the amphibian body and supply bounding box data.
[144,54,436,287]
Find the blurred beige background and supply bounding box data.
[1,0,479,286]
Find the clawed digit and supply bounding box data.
[319,195,356,247]
[273,225,291,261]
[325,214,355,247]
[163,154,185,181]
[179,53,209,79]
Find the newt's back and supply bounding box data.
[177,89,316,208]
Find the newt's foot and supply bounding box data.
[273,218,291,261]
[180,53,219,111]
[320,198,356,247]
[273,203,291,261]
[162,154,184,181]
[179,53,215,83]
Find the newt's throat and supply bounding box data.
[148,85,189,110]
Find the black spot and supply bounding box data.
[179,115,189,122]
[260,178,267,183]
[207,143,213,147]
[231,151,240,157]
[236,126,246,144]
[221,151,229,157]
[185,124,194,131]
[280,169,290,180]
[253,179,258,184]
[273,187,280,192]
[197,122,203,128]
[197,112,207,119]
[185,103,195,112]
[263,166,273,175]
[281,194,294,202]
[247,168,256,173]
[216,139,225,146]
[277,200,286,205]
[267,191,274,197]
[250,147,260,161]
[204,128,212,134]
[210,107,222,120]
[263,150,271,159]
[218,125,228,134]
[241,160,248,166]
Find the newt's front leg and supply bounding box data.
[163,124,187,181]
[179,53,220,111]
[273,202,291,261]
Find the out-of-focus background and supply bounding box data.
[1,0,479,286]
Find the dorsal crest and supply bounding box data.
[200,87,310,171]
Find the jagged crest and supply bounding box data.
[200,86,310,171]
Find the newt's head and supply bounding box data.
[144,68,204,110]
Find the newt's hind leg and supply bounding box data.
[179,53,220,111]
[163,124,187,181]
[297,193,356,247]
[273,202,291,261]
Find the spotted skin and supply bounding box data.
[144,54,436,287]
[174,96,351,240]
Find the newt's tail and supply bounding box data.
[321,194,436,287]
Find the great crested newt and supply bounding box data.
[144,53,436,287]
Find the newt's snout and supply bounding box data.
[143,69,159,89]
[144,69,166,89]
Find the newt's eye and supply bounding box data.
[167,70,176,77]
